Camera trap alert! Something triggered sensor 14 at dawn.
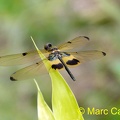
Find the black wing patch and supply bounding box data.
[66,58,80,65]
[52,63,63,70]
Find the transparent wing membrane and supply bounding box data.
[58,36,90,52]
[70,50,106,63]
[10,60,49,81]
[0,50,48,66]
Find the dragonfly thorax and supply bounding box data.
[48,51,61,61]
[48,51,70,61]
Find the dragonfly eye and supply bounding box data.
[44,43,52,51]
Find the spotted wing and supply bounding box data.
[68,50,106,65]
[0,49,48,66]
[58,36,90,52]
[10,60,50,81]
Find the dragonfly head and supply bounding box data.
[44,43,52,51]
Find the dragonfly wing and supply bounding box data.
[10,60,50,81]
[10,58,67,81]
[58,36,89,52]
[0,49,48,66]
[68,50,106,64]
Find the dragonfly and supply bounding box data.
[0,36,106,81]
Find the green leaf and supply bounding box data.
[34,80,55,120]
[31,37,84,120]
[50,70,84,120]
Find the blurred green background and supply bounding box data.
[0,0,120,120]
